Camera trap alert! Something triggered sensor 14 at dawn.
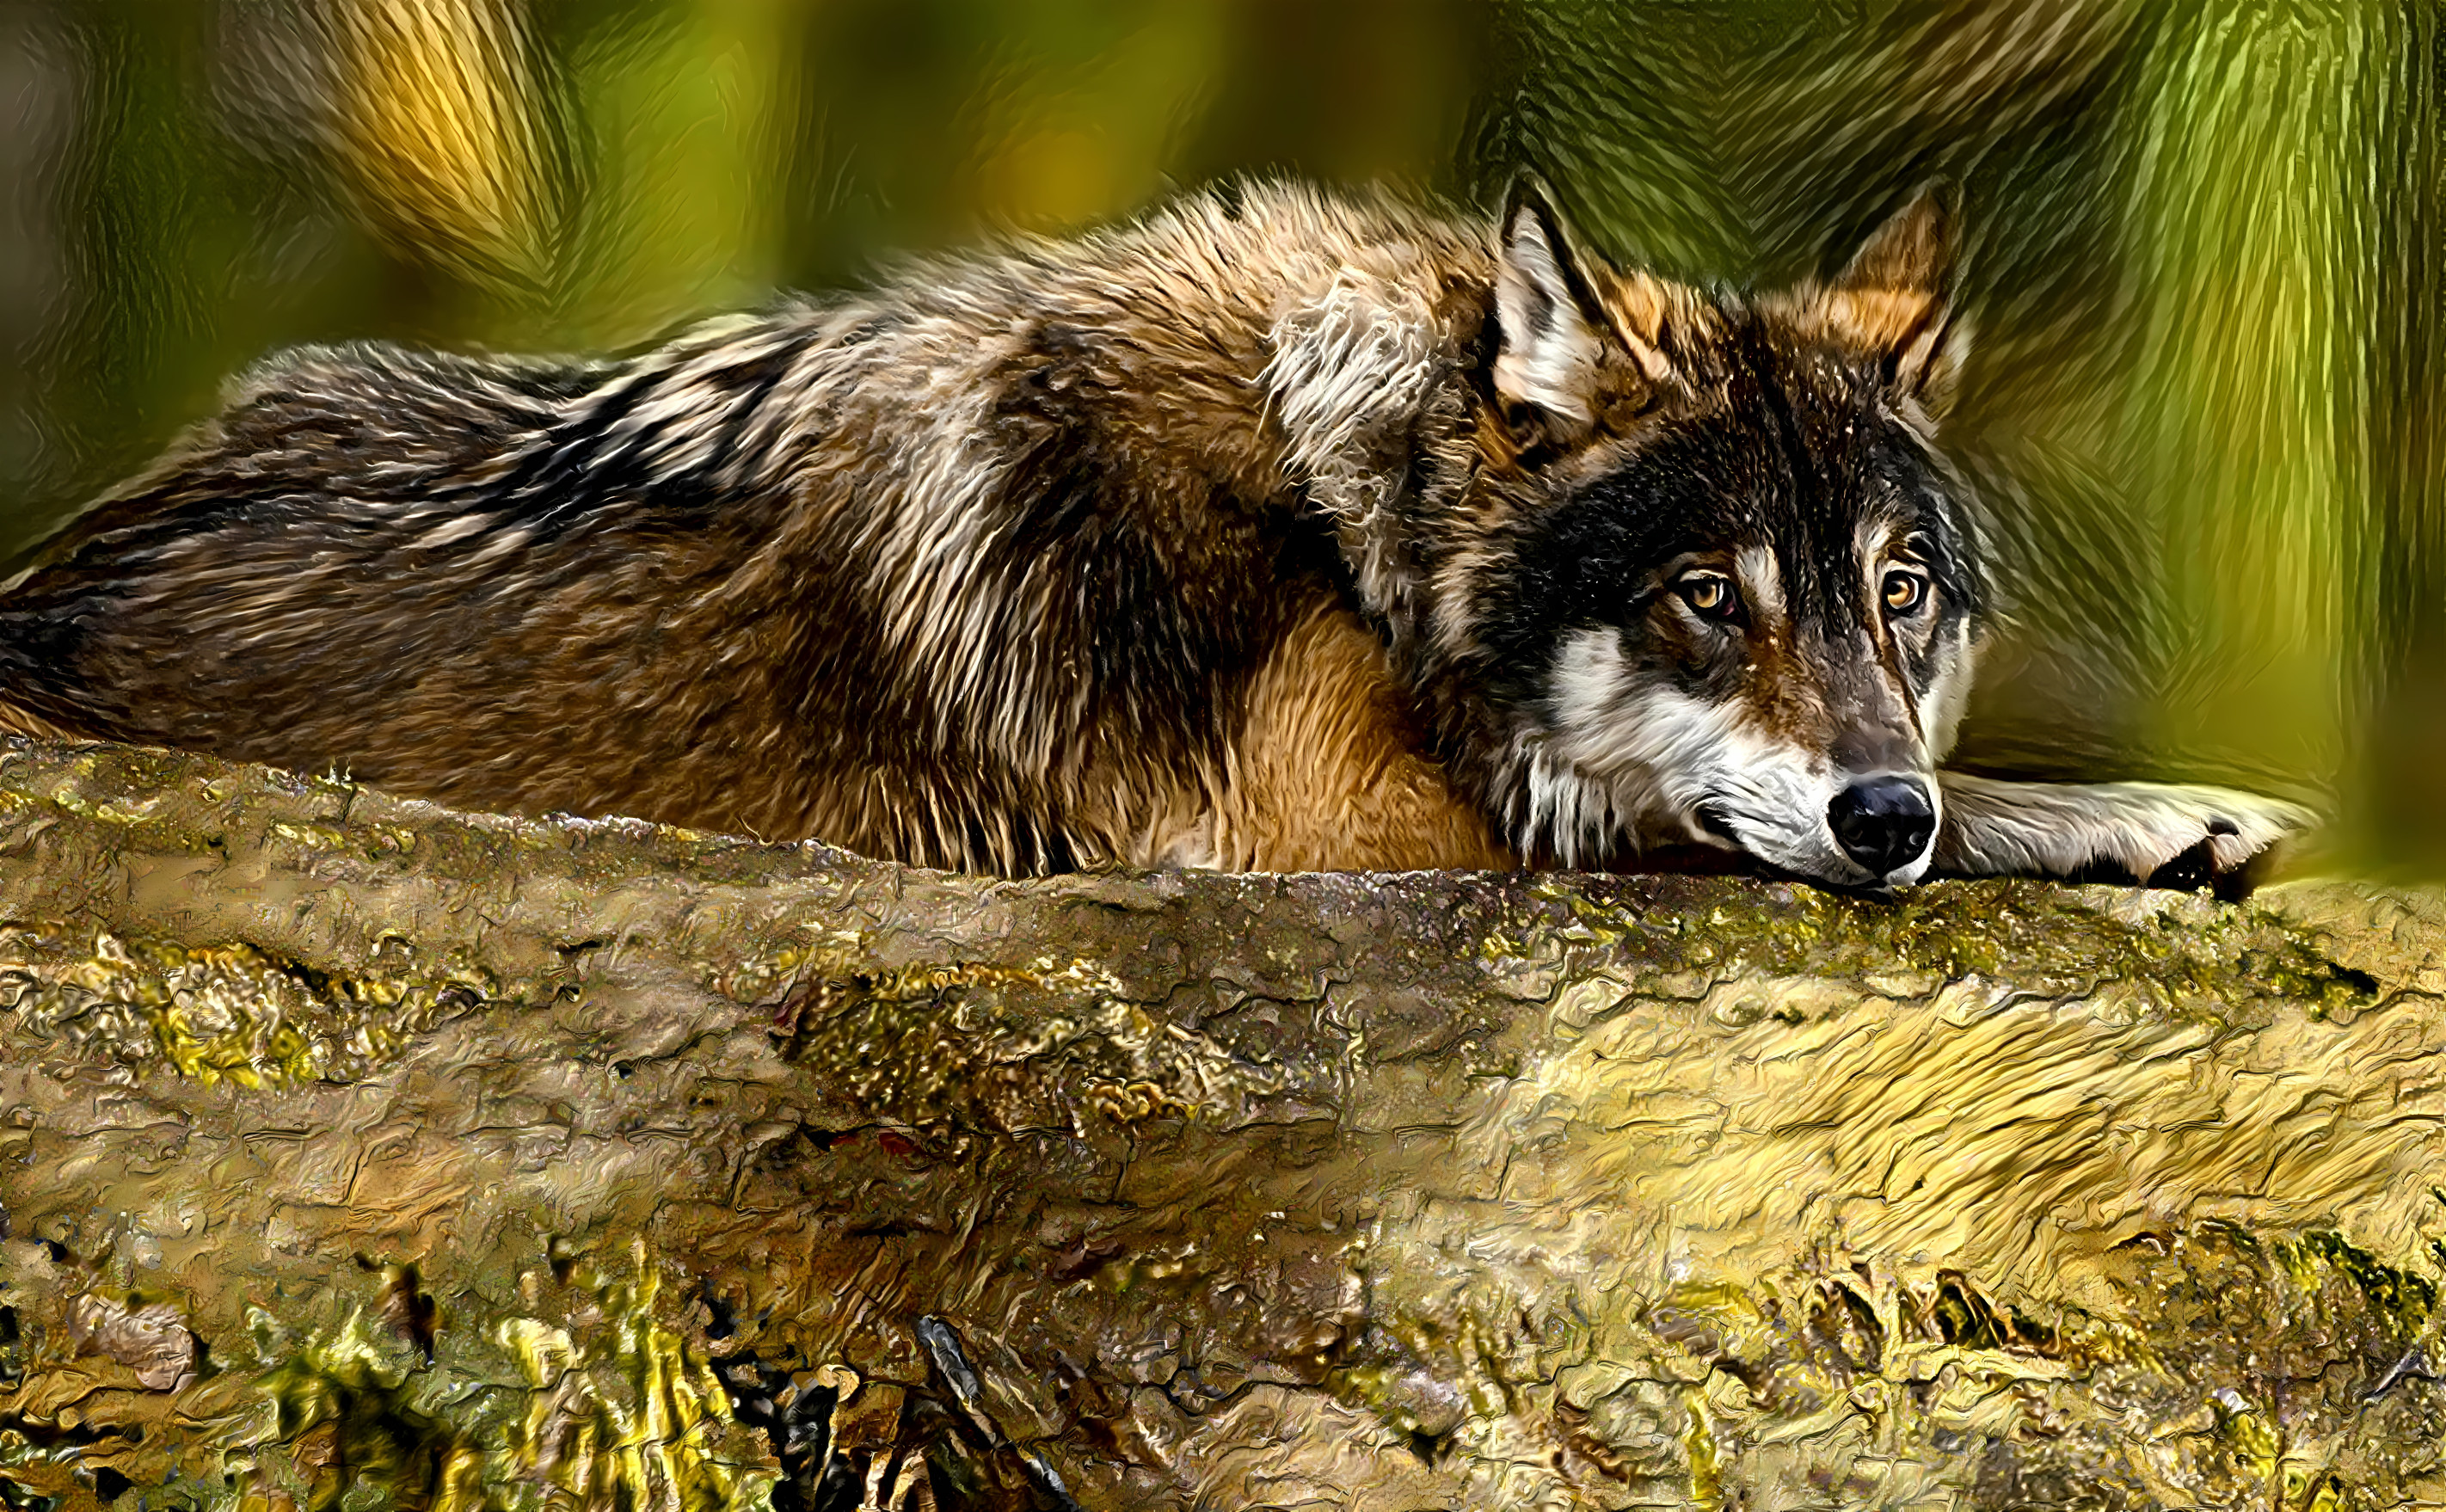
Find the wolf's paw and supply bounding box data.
[1933,774,2318,898]
[2071,788,2314,896]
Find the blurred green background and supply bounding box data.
[0,1,2436,871]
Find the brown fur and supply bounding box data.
[1214,599,1510,871]
[0,187,1513,871]
[0,181,2310,884]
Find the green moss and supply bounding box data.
[1506,876,2381,1036]
[243,1246,755,1511]
[0,925,490,1086]
[2283,1230,2436,1337]
[256,1308,476,1509]
[495,1249,748,1512]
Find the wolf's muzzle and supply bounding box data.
[1828,775,1934,877]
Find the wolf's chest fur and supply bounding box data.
[0,181,2312,887]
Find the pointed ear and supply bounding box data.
[1823,183,1964,404]
[1492,183,1617,436]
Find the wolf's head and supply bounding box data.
[1435,184,1981,885]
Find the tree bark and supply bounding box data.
[0,738,2441,1510]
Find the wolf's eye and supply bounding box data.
[1883,570,1928,616]
[1677,573,1741,621]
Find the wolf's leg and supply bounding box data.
[1932,771,2316,890]
[1213,599,1515,873]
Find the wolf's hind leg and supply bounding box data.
[1933,772,2316,894]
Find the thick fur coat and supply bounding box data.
[0,181,2308,884]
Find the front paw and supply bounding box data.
[1934,774,2319,896]
[2102,790,2314,895]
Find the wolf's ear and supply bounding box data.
[1822,183,1964,406]
[1493,183,1665,437]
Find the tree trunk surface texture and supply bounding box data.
[0,739,2438,1511]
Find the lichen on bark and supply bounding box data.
[0,738,2442,1510]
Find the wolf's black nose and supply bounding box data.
[1828,776,1934,877]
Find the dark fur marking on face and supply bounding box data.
[1475,308,1977,746]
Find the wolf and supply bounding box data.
[0,179,2308,885]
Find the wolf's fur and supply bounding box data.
[0,180,2308,883]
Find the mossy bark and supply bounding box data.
[0,738,2441,1510]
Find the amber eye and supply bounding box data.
[1883,570,1928,615]
[1677,573,1741,621]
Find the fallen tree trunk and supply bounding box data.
[0,738,2440,1510]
